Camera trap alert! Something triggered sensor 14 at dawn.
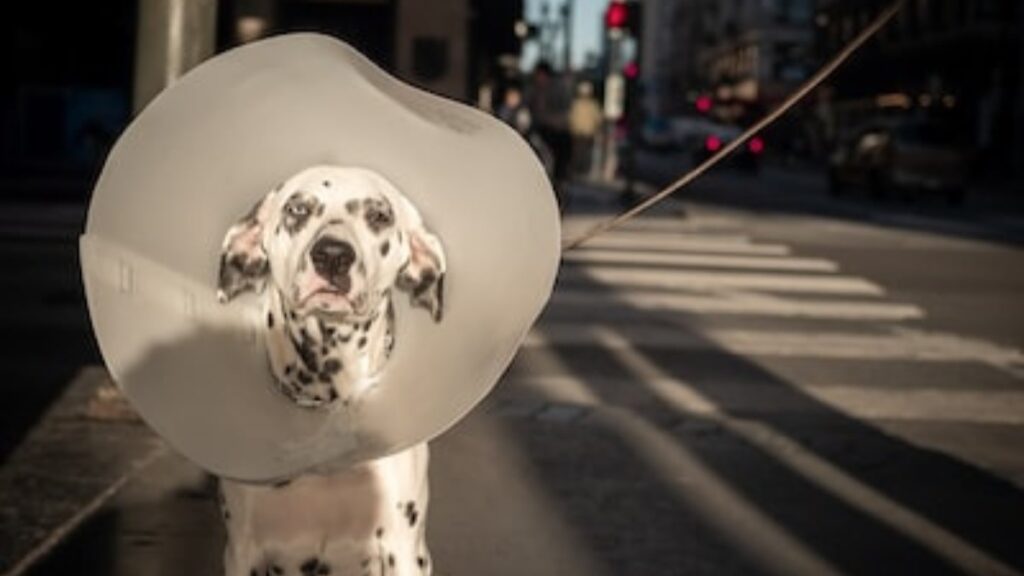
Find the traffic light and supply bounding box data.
[605,2,628,29]
[604,1,641,35]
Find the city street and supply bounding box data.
[2,163,1024,575]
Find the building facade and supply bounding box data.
[816,0,1022,175]
[640,0,815,121]
[695,0,814,106]
[2,0,521,197]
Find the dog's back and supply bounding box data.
[221,443,430,576]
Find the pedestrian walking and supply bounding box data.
[569,81,602,180]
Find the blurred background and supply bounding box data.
[2,2,1024,575]
[2,0,1022,199]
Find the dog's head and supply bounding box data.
[217,166,446,323]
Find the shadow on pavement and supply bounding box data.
[507,254,1024,575]
[24,456,223,576]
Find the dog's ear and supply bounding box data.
[396,225,447,322]
[217,189,277,303]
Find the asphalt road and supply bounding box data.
[2,161,1023,575]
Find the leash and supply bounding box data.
[561,0,906,252]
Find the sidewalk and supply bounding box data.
[0,368,165,575]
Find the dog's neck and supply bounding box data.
[265,288,395,408]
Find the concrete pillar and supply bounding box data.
[395,0,469,101]
[133,0,218,114]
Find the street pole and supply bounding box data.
[601,26,624,183]
[562,0,573,71]
[133,0,217,114]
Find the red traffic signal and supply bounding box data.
[605,2,628,29]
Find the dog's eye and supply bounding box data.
[285,202,309,217]
[365,205,394,232]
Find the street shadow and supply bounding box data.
[24,467,223,576]
[502,255,1024,575]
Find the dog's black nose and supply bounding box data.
[310,237,356,280]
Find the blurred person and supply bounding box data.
[497,86,556,183]
[525,61,572,203]
[569,81,602,179]
[497,86,532,135]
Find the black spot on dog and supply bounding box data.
[323,180,331,188]
[363,198,395,234]
[357,336,367,349]
[323,358,342,374]
[387,554,395,567]
[300,557,330,576]
[328,388,339,401]
[412,270,437,297]
[417,556,428,569]
[380,240,390,257]
[290,330,319,373]
[318,372,332,384]
[270,565,284,575]
[362,319,374,331]
[346,200,360,215]
[271,479,292,488]
[376,527,384,538]
[404,501,419,526]
[219,253,269,300]
[267,312,274,328]
[297,370,313,385]
[284,364,294,376]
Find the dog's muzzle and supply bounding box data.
[309,236,356,292]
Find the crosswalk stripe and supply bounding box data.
[551,289,925,320]
[526,324,1023,367]
[564,249,839,272]
[560,267,884,295]
[598,229,752,242]
[576,234,792,255]
[613,215,745,232]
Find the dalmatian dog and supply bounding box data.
[215,165,445,576]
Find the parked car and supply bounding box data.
[637,115,765,172]
[828,118,969,203]
[689,121,765,174]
